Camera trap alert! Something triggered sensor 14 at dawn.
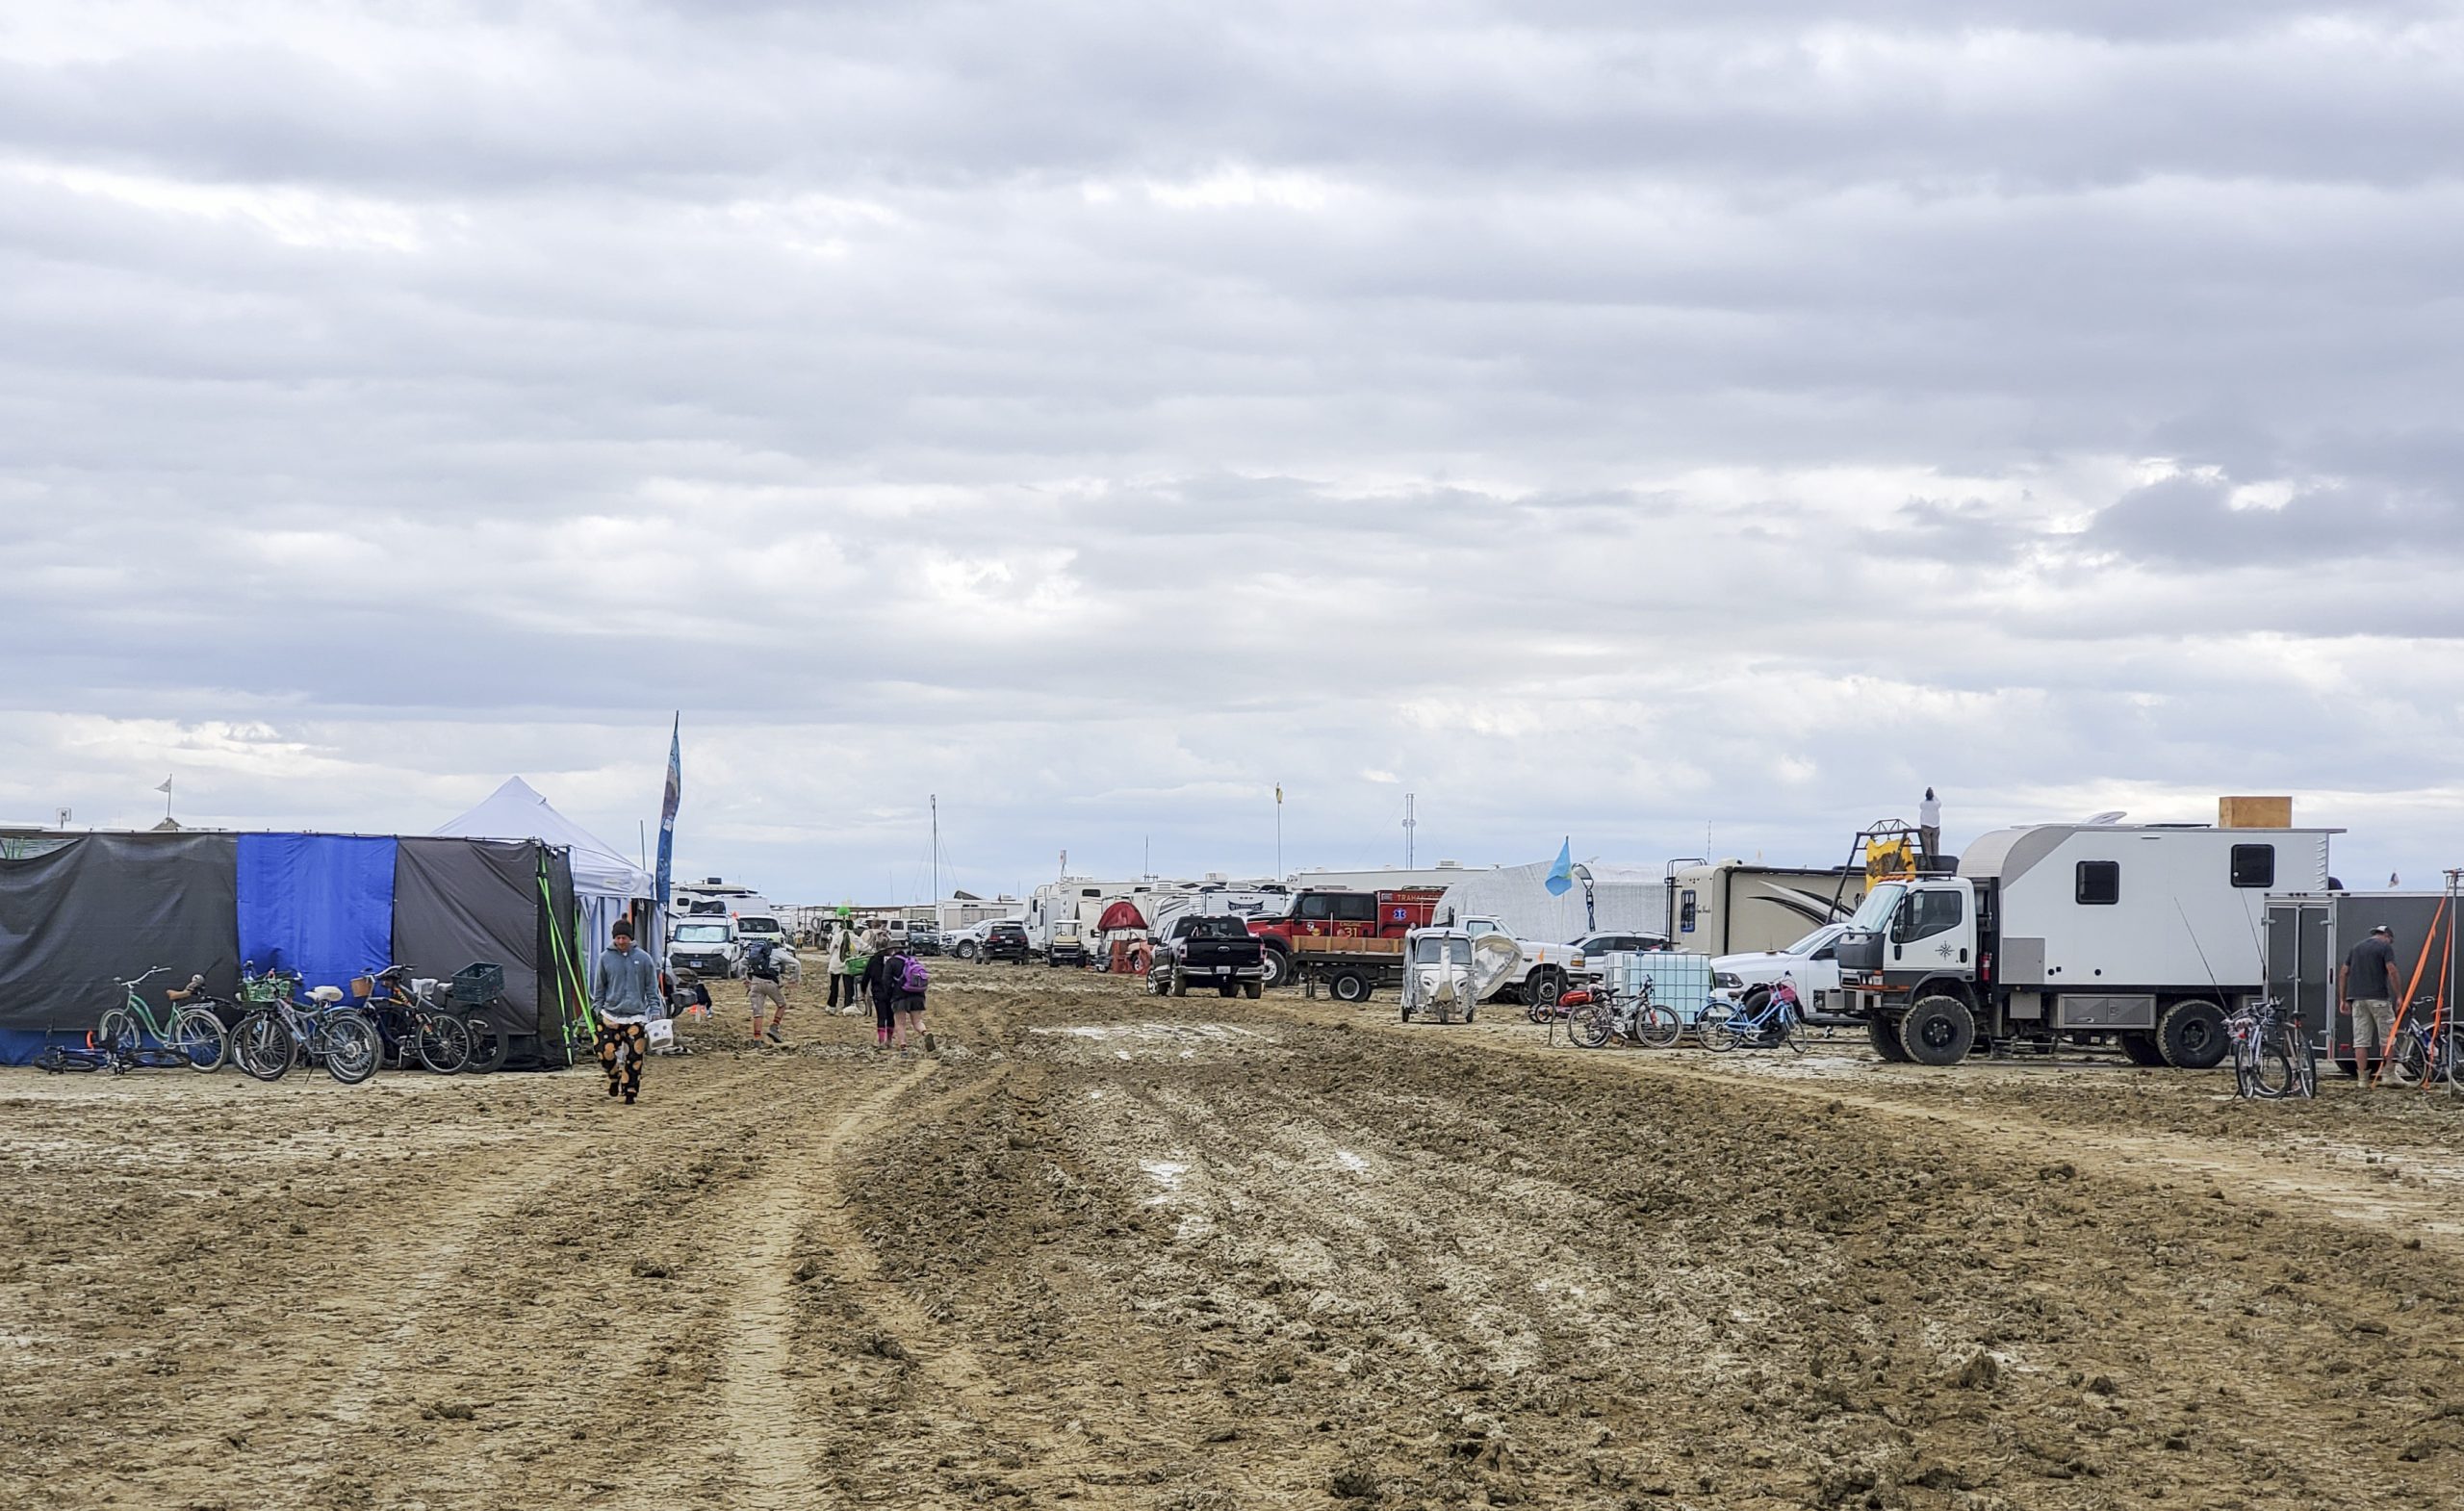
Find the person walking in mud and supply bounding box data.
[2343,923,2400,1088]
[824,921,853,1013]
[591,919,659,1104]
[864,939,907,1052]
[744,933,788,1045]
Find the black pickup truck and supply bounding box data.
[1148,915,1267,999]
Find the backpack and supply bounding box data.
[745,939,780,981]
[898,957,932,995]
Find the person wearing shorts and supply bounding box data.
[2343,924,2400,1087]
[744,937,788,1045]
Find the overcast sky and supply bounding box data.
[5,2,2462,904]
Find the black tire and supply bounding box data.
[955,942,978,962]
[1867,1014,1911,1062]
[1330,971,1372,1004]
[1171,970,1190,998]
[1898,995,1976,1066]
[320,1014,381,1085]
[1145,970,1168,997]
[1243,982,1262,1000]
[171,1008,228,1072]
[2157,999,2229,1070]
[1527,968,1566,1012]
[1634,1005,1682,1049]
[416,1014,473,1074]
[1400,1002,1415,1022]
[94,1008,136,1054]
[1259,948,1293,990]
[1218,982,1238,998]
[462,1015,508,1073]
[1569,998,1613,1049]
[233,1012,295,1082]
[2117,1031,2167,1067]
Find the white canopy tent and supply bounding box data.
[1435,858,1668,944]
[436,778,658,969]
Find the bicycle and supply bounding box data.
[2382,995,2461,1090]
[1565,977,1682,1050]
[2226,995,2315,1100]
[353,965,471,1074]
[228,963,382,1085]
[92,966,227,1072]
[1695,978,1805,1054]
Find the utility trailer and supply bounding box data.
[1836,822,2336,1066]
[2266,890,2457,1074]
[1292,936,1409,1003]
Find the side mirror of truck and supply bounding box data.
[1835,930,1886,973]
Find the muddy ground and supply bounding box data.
[4,963,2463,1510]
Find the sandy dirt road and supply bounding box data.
[4,963,2463,1509]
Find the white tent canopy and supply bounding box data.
[1436,858,1669,944]
[437,778,656,961]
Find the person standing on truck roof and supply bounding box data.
[2343,924,2400,1088]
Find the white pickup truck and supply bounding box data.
[1711,923,1854,1020]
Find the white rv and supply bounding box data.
[1025,878,1156,953]
[1665,861,1866,957]
[1835,822,2336,1067]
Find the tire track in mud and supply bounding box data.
[714,1059,937,1508]
[1312,1002,2464,1250]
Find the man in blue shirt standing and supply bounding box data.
[592,920,659,1104]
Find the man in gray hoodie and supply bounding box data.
[592,920,659,1103]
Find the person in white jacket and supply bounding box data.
[823,924,854,1013]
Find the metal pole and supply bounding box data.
[931,794,938,907]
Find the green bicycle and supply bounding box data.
[93,965,228,1072]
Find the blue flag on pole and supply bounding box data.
[654,714,680,913]
[1544,837,1574,896]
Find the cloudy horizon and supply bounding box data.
[5,2,2462,903]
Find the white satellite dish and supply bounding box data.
[2084,810,2127,826]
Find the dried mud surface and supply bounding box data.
[4,964,2463,1510]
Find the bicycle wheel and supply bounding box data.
[169,1009,228,1072]
[94,1007,137,1053]
[232,1012,295,1082]
[1568,999,1614,1049]
[2387,1035,2427,1088]
[1632,1005,1682,1049]
[1699,1006,1744,1052]
[320,1014,381,1085]
[2246,1039,2299,1099]
[416,1013,472,1074]
[462,1015,508,1073]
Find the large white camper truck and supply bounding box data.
[1836,821,2335,1067]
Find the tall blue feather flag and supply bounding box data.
[1544,837,1574,896]
[655,713,680,914]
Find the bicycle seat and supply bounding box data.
[307,985,346,1005]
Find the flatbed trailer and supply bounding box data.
[1292,937,1408,1002]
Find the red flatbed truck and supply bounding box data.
[1247,888,1444,990]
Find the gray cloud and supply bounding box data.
[4,2,2464,897]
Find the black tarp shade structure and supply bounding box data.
[393,838,585,1070]
[0,833,241,1042]
[0,831,584,1068]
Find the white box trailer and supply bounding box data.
[1835,823,2336,1067]
[1666,861,1866,957]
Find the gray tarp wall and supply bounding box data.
[0,832,240,1037]
[393,837,584,1068]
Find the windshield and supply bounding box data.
[738,917,780,933]
[1414,936,1472,965]
[1190,917,1250,939]
[1782,925,1843,956]
[675,924,731,942]
[1846,884,1906,934]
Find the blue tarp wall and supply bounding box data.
[235,833,397,993]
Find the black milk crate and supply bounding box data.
[449,962,506,1005]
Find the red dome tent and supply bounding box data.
[1096,899,1149,974]
[1096,900,1147,933]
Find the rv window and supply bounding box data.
[1679,889,1698,933]
[2230,845,2275,889]
[1889,888,1964,943]
[2076,861,2120,906]
[1080,888,1102,898]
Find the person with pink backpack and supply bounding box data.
[863,948,932,1052]
[892,952,931,1052]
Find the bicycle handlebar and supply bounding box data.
[114,965,173,987]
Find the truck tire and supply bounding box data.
[1171,969,1190,998]
[2157,999,2229,1070]
[1898,996,1975,1066]
[1243,981,1262,1000]
[2118,1032,2167,1066]
[1527,967,1566,1011]
[1260,948,1292,990]
[1330,971,1372,1004]
[1146,970,1168,997]
[1866,1015,1910,1061]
